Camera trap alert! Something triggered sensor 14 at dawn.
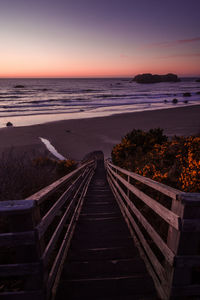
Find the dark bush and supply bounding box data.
[111,128,167,169]
[0,150,77,201]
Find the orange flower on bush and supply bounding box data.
[112,130,200,192]
[56,159,77,176]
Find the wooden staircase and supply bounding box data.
[2,156,199,299]
[55,159,157,299]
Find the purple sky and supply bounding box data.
[0,0,200,77]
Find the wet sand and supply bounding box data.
[0,105,200,160]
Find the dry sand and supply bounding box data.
[0,105,200,160]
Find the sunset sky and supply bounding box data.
[0,0,200,77]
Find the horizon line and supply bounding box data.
[0,74,199,79]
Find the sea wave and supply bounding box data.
[0,77,199,124]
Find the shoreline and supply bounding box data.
[0,105,200,160]
[0,101,200,128]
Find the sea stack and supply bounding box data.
[133,73,180,83]
[14,85,25,88]
[6,122,13,127]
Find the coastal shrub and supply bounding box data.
[111,130,200,268]
[56,159,77,176]
[111,129,200,192]
[136,136,200,192]
[33,156,57,167]
[0,150,78,201]
[111,128,167,170]
[111,129,200,260]
[0,151,57,201]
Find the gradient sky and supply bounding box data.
[0,0,200,77]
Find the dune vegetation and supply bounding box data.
[0,150,77,201]
[112,128,200,192]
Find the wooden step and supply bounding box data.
[61,258,147,279]
[55,159,158,299]
[56,275,157,299]
[67,246,138,261]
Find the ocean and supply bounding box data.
[0,77,199,127]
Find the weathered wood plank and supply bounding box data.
[175,255,200,267]
[0,200,35,215]
[42,195,78,266]
[108,177,169,300]
[178,193,200,205]
[107,164,180,230]
[171,284,200,297]
[108,162,180,200]
[26,161,94,204]
[107,175,167,283]
[51,170,95,300]
[0,263,41,276]
[107,168,175,265]
[0,291,44,300]
[47,169,94,299]
[37,173,82,239]
[109,180,168,300]
[182,219,200,232]
[42,169,93,267]
[0,231,35,246]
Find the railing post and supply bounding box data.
[101,162,200,299]
[166,193,200,298]
[0,200,45,298]
[167,195,184,253]
[6,200,43,262]
[28,201,47,295]
[165,194,185,298]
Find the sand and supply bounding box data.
[0,105,200,160]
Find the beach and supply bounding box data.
[0,105,200,160]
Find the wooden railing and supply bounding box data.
[0,160,95,300]
[105,161,200,299]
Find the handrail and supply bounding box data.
[26,160,94,204]
[106,161,200,300]
[0,160,95,300]
[107,167,174,265]
[1,158,200,300]
[108,162,180,200]
[107,164,181,230]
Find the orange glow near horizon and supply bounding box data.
[1,55,199,78]
[1,44,199,78]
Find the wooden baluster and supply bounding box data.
[127,175,130,210]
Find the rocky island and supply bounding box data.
[133,73,180,83]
